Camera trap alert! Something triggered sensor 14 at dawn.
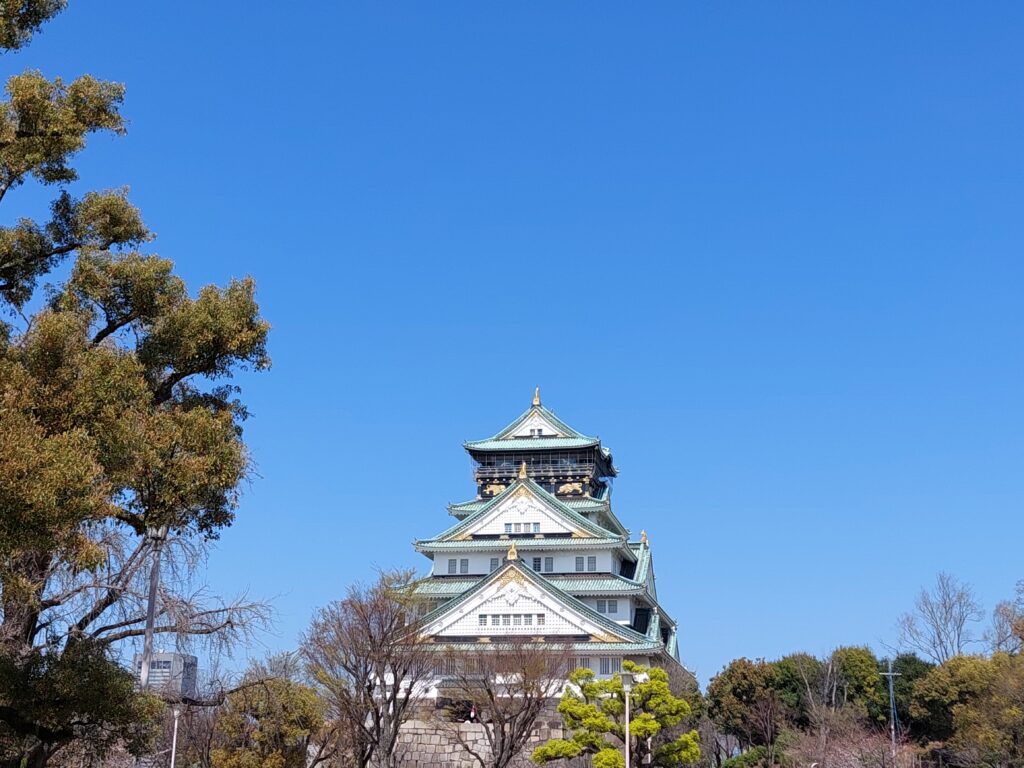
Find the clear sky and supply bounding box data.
[8,2,1023,683]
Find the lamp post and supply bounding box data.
[170,706,181,768]
[621,672,634,768]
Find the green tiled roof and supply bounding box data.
[464,402,610,454]
[425,641,663,653]
[413,574,648,599]
[465,436,600,452]
[449,486,612,519]
[488,403,589,441]
[422,477,620,544]
[417,537,624,553]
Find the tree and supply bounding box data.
[706,658,786,762]
[435,639,571,768]
[943,652,1024,768]
[986,580,1024,655]
[881,654,933,742]
[0,4,271,767]
[898,572,983,664]
[909,654,996,744]
[301,570,431,768]
[531,661,700,768]
[210,658,327,768]
[0,0,65,51]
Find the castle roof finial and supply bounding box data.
[640,529,649,547]
[507,540,518,561]
[518,461,528,480]
[533,387,541,406]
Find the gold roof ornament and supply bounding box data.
[506,540,518,561]
[518,461,528,480]
[533,387,541,406]
[640,529,649,547]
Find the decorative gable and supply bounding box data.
[506,410,566,439]
[457,485,586,539]
[421,565,630,642]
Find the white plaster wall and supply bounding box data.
[578,596,633,623]
[431,549,616,576]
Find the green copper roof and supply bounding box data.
[414,573,648,599]
[425,641,663,653]
[465,436,601,451]
[417,537,624,553]
[448,486,612,518]
[416,559,656,648]
[422,477,621,544]
[465,401,608,453]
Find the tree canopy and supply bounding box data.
[0,4,271,768]
[532,661,700,768]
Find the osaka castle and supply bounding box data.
[413,390,681,678]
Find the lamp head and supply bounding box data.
[620,671,634,692]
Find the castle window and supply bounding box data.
[537,614,545,626]
[544,557,554,572]
[571,657,590,670]
[514,523,522,533]
[491,615,500,626]
[513,614,522,626]
[600,657,610,675]
[502,614,511,626]
[533,522,541,533]
[490,558,499,572]
[524,614,533,626]
[504,523,512,534]
[587,556,597,572]
[575,557,585,572]
[532,557,542,571]
[608,600,618,614]
[478,615,486,626]
[597,600,607,613]
[460,559,469,574]
[447,559,457,575]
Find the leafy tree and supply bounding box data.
[771,653,823,728]
[910,654,996,744]
[830,647,887,722]
[211,660,326,768]
[531,661,699,768]
[706,658,785,759]
[943,652,1024,767]
[0,0,64,52]
[882,653,933,740]
[0,4,271,768]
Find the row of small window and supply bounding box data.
[478,613,546,627]
[449,555,601,575]
[569,657,622,675]
[505,522,541,534]
[134,660,172,671]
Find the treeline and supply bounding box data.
[696,574,1024,768]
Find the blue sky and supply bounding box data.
[7,2,1023,683]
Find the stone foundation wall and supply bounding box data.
[395,702,591,768]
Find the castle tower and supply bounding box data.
[413,392,680,678]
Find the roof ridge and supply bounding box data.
[421,477,620,543]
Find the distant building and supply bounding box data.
[412,390,681,682]
[133,652,198,699]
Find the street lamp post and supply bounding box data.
[170,706,181,768]
[621,672,634,768]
